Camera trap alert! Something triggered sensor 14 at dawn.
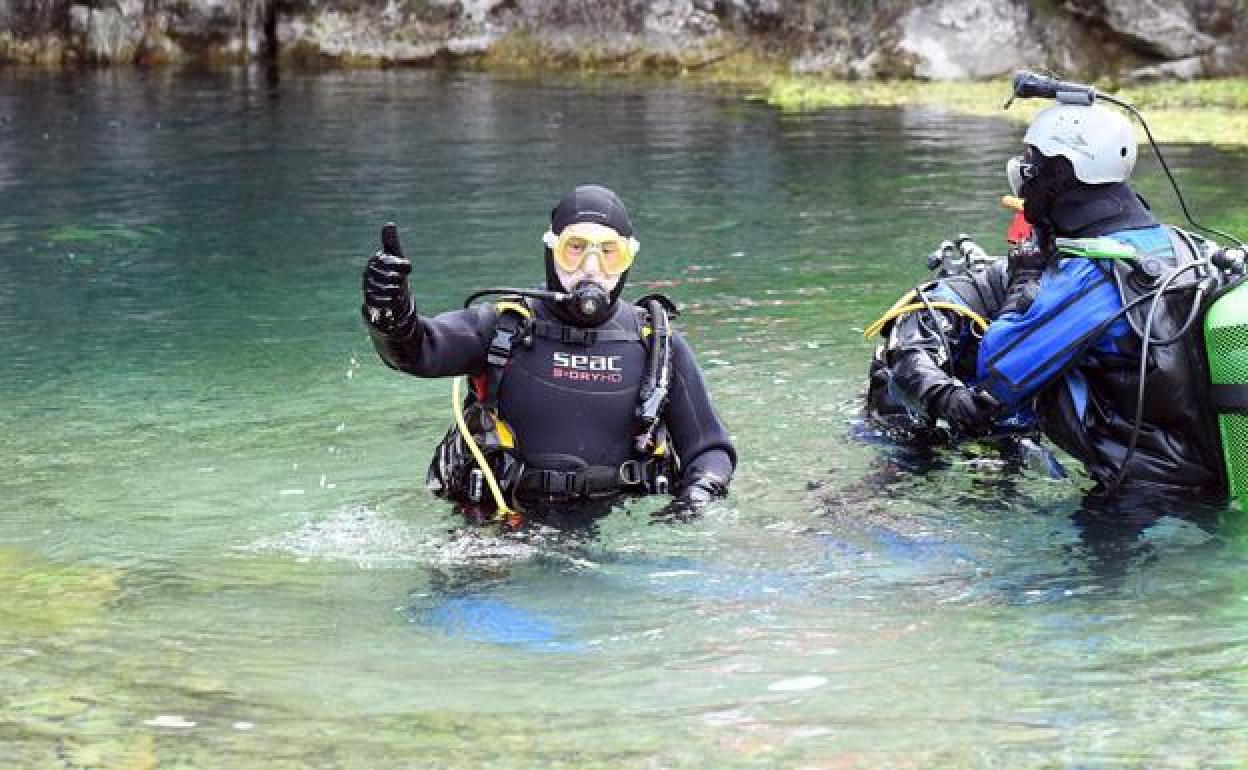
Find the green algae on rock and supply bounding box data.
[0,548,121,634]
[762,76,1248,146]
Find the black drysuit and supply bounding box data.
[873,260,1011,424]
[976,185,1225,497]
[876,186,1226,496]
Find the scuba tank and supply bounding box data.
[1204,257,1248,508]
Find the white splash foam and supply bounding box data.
[767,676,827,692]
[242,505,434,568]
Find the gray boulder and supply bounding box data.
[1064,0,1217,59]
[896,0,1047,79]
[68,2,145,62]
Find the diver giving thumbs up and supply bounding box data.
[361,222,414,334]
[358,186,737,524]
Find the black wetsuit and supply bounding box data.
[368,297,736,501]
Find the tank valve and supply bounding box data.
[1212,247,1246,275]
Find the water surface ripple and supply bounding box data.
[3,68,1248,768]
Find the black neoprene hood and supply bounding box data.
[543,185,635,322]
[550,185,633,236]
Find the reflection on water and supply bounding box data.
[3,67,1248,767]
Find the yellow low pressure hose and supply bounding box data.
[863,301,990,340]
[451,376,515,520]
[865,201,1018,341]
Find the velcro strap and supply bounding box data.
[536,470,575,496]
[531,320,640,346]
[1213,384,1248,414]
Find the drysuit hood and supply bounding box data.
[543,185,634,326]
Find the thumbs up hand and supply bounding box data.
[362,223,415,332]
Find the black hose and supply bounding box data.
[1106,259,1208,346]
[1099,94,1244,249]
[640,298,663,400]
[1102,260,1207,495]
[634,299,673,453]
[463,287,569,308]
[914,284,956,375]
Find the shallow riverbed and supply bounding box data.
[3,68,1248,768]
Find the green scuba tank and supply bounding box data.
[1205,279,1248,508]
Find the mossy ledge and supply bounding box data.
[762,76,1248,147]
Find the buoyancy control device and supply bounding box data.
[426,288,680,522]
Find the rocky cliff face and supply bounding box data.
[1,0,1244,80]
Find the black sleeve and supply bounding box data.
[665,331,737,483]
[884,309,965,415]
[367,304,496,378]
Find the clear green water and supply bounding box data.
[4,68,1248,769]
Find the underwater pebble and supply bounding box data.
[702,709,750,726]
[233,721,254,730]
[767,676,827,692]
[144,715,196,728]
[279,489,305,496]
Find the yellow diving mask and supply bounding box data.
[542,222,640,276]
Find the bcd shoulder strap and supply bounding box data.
[478,298,534,409]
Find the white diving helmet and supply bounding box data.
[1020,103,1138,185]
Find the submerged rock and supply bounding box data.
[0,548,121,636]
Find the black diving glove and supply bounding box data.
[675,472,728,508]
[361,223,414,334]
[653,472,728,522]
[1001,235,1052,316]
[931,387,1000,438]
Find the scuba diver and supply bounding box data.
[920,73,1248,504]
[360,184,737,525]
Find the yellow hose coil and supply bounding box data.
[863,301,990,340]
[451,375,515,520]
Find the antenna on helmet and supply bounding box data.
[1005,71,1243,248]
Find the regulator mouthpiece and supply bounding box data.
[578,293,600,317]
[571,283,609,320]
